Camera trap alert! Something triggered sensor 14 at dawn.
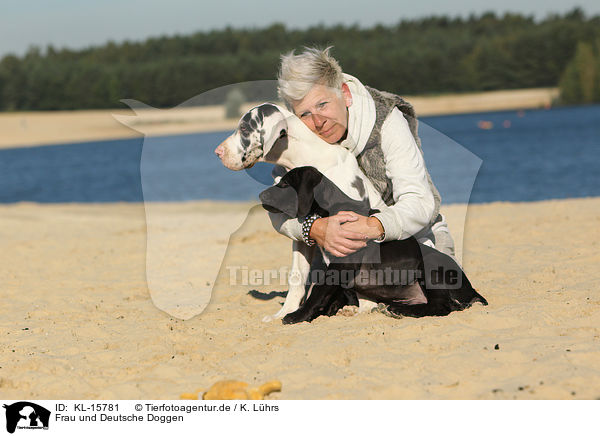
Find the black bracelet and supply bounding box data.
[301,214,320,246]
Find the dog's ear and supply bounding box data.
[259,104,288,157]
[292,167,324,217]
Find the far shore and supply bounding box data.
[0,87,558,149]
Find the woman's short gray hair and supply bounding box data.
[277,46,344,107]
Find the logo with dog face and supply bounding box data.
[3,402,50,433]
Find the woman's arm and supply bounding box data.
[267,165,304,241]
[267,166,369,256]
[368,107,435,241]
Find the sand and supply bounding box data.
[1,197,599,400]
[0,87,558,149]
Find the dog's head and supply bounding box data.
[215,103,288,170]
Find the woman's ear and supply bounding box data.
[341,83,353,108]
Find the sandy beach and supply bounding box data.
[0,87,558,149]
[1,197,599,400]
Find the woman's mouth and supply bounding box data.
[321,125,334,136]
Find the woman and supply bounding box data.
[270,46,455,261]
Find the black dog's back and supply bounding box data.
[292,237,487,322]
[380,240,487,317]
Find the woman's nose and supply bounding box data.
[312,113,327,128]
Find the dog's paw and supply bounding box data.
[281,315,296,325]
[336,305,359,317]
[357,299,378,313]
[262,307,290,323]
[371,303,403,319]
[282,311,307,325]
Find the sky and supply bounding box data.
[1,0,599,58]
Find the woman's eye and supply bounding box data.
[318,102,327,108]
[300,112,310,118]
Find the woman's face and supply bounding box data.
[291,83,353,144]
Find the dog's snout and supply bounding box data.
[215,142,225,159]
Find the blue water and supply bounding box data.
[1,104,598,204]
[422,104,600,203]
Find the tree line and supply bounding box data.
[0,8,598,111]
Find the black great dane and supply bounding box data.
[260,166,487,324]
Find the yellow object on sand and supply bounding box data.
[180,380,282,400]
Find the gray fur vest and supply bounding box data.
[355,86,441,226]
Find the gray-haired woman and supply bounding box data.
[270,46,455,260]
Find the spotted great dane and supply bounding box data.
[215,103,388,321]
[215,103,487,323]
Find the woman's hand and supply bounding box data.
[339,212,384,240]
[309,212,366,257]
[309,211,383,257]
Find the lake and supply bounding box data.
[1,104,598,204]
